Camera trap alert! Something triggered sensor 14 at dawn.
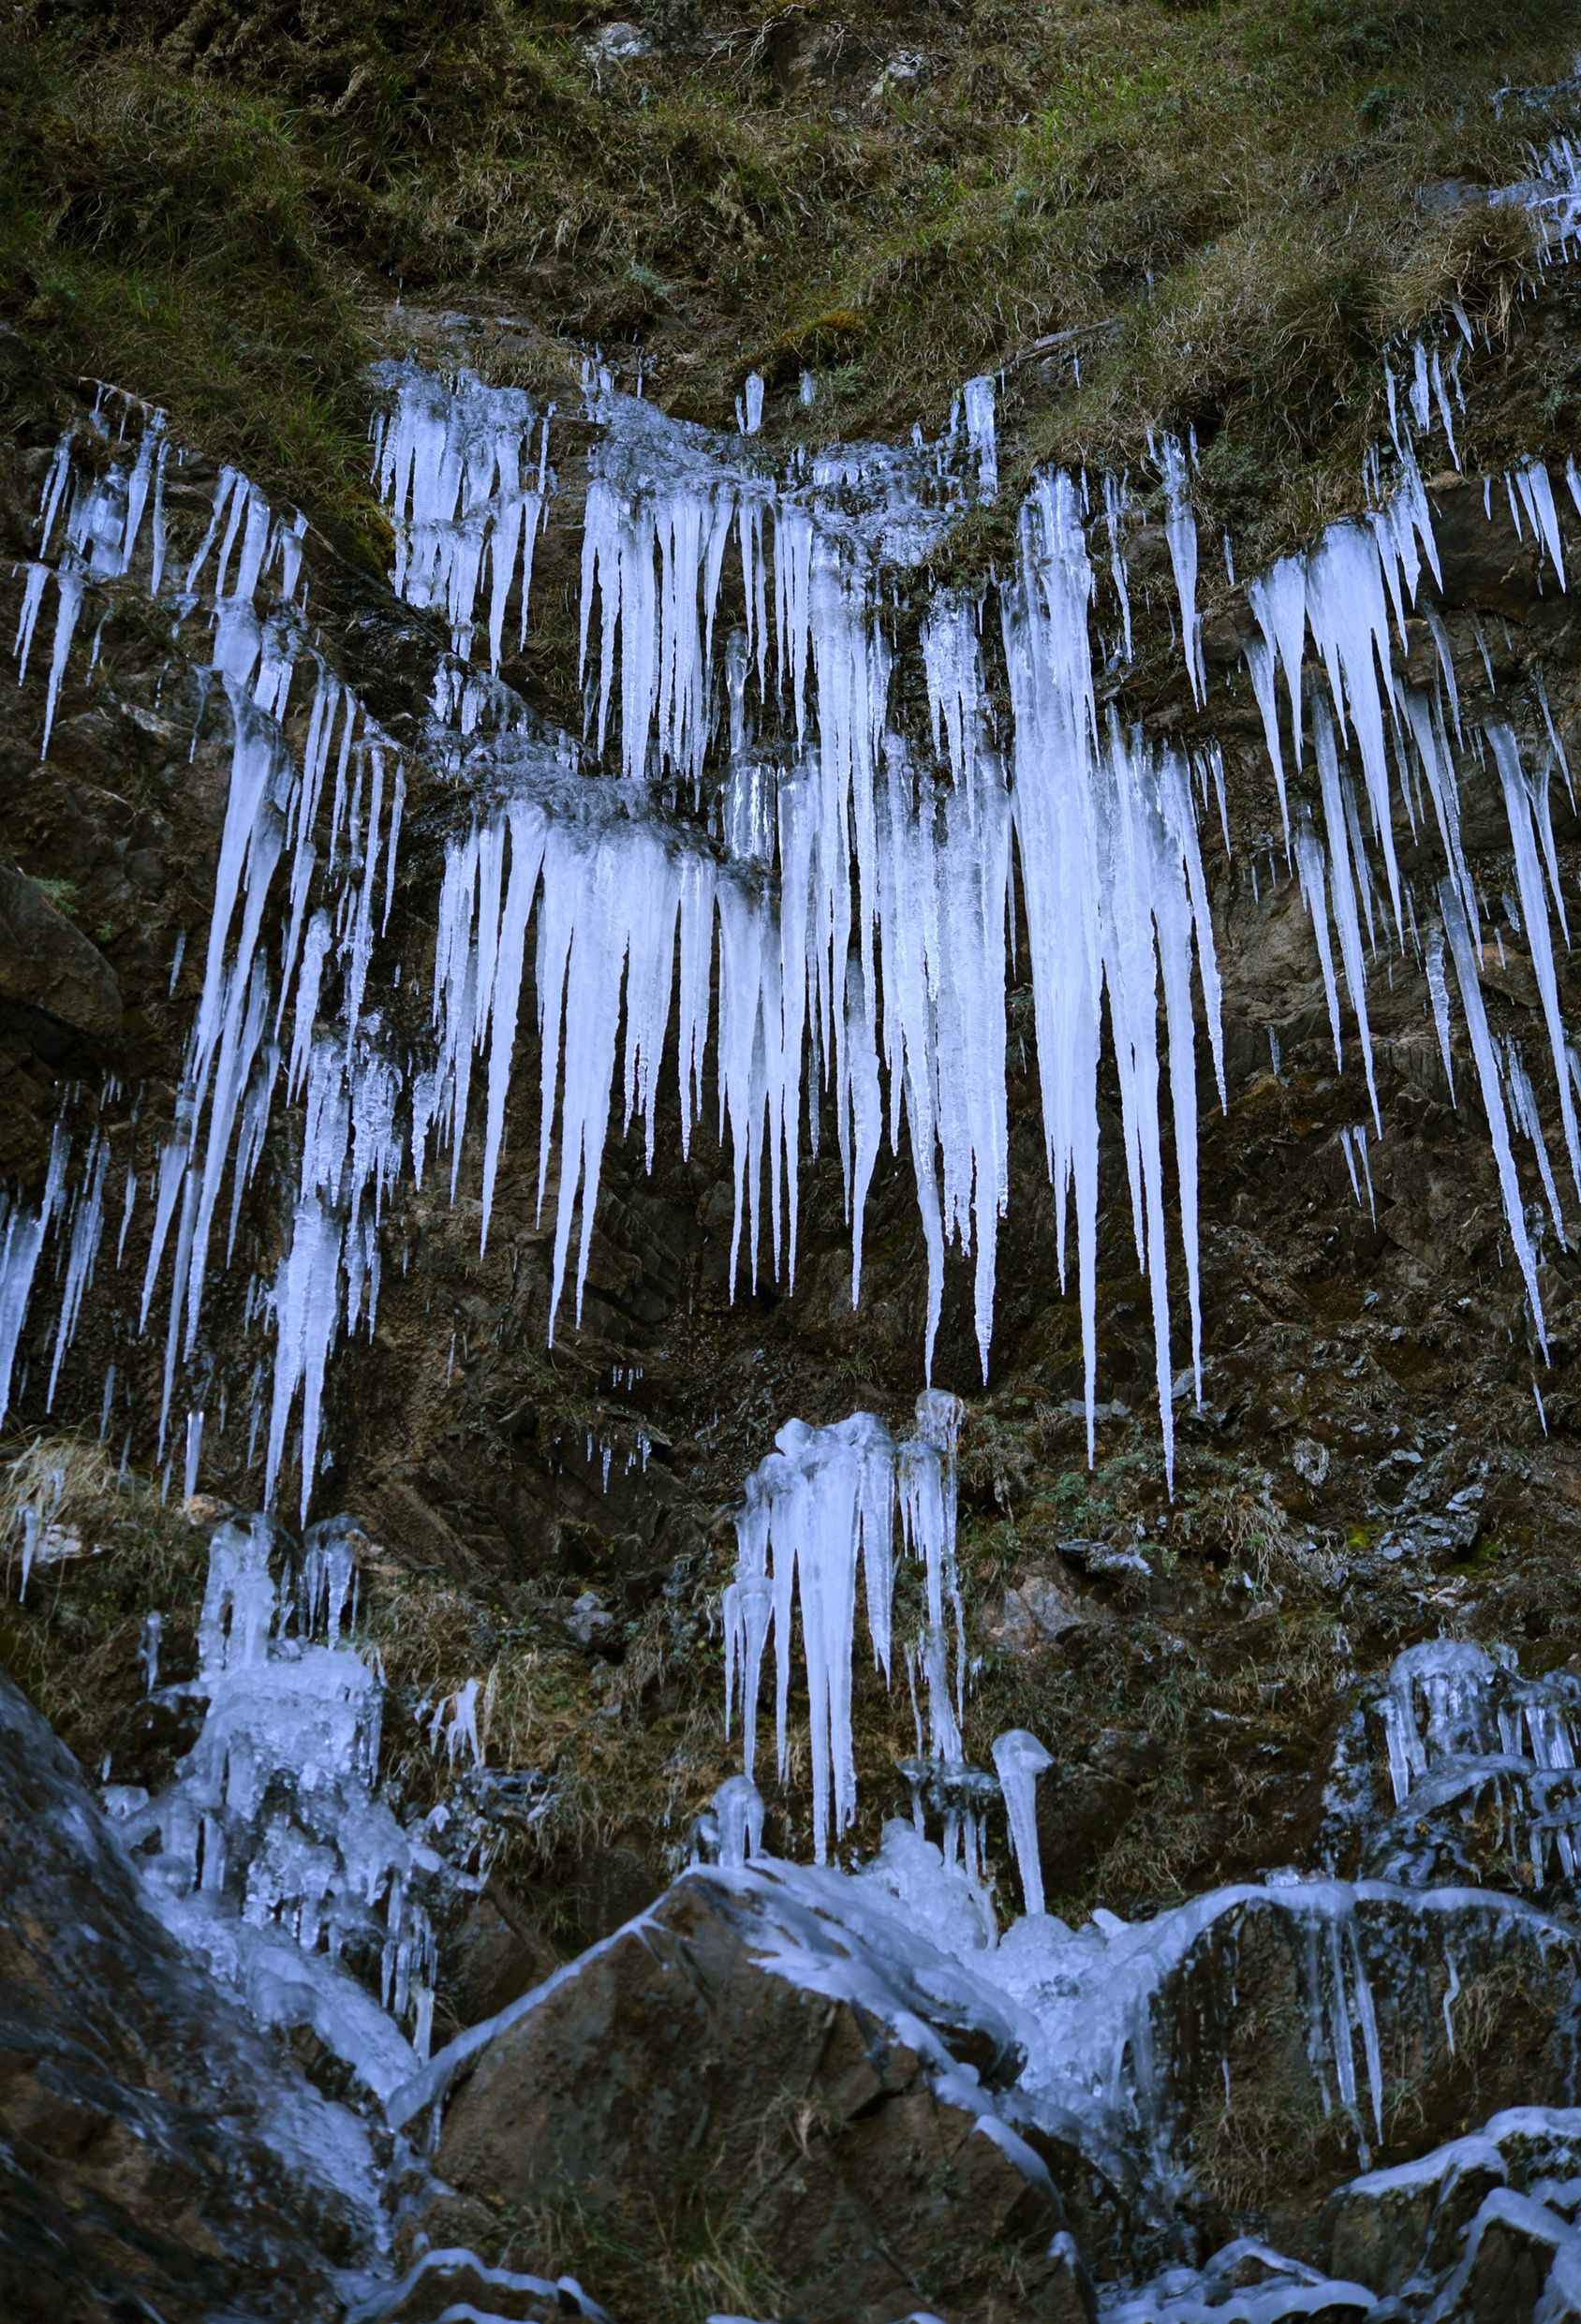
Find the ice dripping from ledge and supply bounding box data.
[7,320,1581,1513]
[370,356,550,669]
[722,1391,969,1861]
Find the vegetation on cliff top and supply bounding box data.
[3,0,1581,560]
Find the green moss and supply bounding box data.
[31,875,79,917]
[0,30,369,522]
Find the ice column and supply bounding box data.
[991,1728,1054,1916]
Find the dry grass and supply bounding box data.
[505,2178,788,2324]
[0,1429,209,1752]
[3,0,1579,571]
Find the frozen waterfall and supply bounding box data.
[5,269,1580,1518]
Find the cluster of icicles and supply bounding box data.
[717,1389,1054,1897]
[104,1513,453,2106]
[5,143,1581,1513]
[712,1487,1581,2202]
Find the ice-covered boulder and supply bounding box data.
[410,1861,1097,2324]
[1323,2107,1581,2321]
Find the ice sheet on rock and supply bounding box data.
[1323,2105,1581,2324]
[344,2246,613,2324]
[702,1849,1576,2267]
[984,1869,1578,2209]
[1332,1639,1581,1890]
[1103,2239,1375,2322]
[705,1855,1053,2168]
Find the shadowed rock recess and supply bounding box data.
[17,6,1581,2321]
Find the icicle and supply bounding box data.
[1491,726,1580,1199]
[962,375,999,498]
[991,1728,1053,1916]
[714,1773,764,1867]
[371,359,547,669]
[1156,433,1204,706]
[1440,883,1549,1353]
[184,1407,204,1500]
[429,1678,483,1769]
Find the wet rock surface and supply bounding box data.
[0,864,120,1054]
[0,1669,376,2323]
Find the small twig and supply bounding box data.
[1002,317,1123,374]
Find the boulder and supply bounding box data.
[983,1570,1084,1654]
[1322,2111,1581,2320]
[431,1865,1092,2324]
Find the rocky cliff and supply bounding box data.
[7,5,1581,2321]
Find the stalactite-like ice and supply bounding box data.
[723,1394,970,1861]
[991,1728,1054,1917]
[370,357,549,669]
[9,341,1581,1519]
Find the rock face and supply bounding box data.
[434,1867,1091,2324]
[1322,2108,1581,2322]
[0,863,120,1054]
[0,1669,377,2324]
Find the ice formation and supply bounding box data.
[107,1512,476,2105]
[3,126,1579,2324]
[368,1585,1581,2320]
[370,356,550,669]
[991,1728,1055,1917]
[722,1392,964,1861]
[1322,1633,1581,1890]
[5,222,1581,1522]
[696,1628,1581,2287]
[346,2248,611,2324]
[718,1389,1062,1910]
